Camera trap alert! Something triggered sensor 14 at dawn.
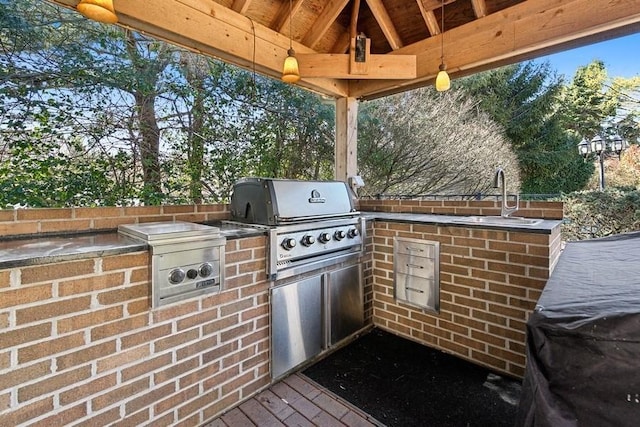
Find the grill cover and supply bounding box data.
[230,178,355,225]
[516,231,640,427]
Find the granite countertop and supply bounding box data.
[0,214,562,269]
[0,232,147,269]
[363,212,562,233]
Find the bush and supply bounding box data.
[562,188,640,241]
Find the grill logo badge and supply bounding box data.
[309,189,326,203]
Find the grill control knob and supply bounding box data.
[199,262,214,277]
[282,238,297,250]
[318,232,331,243]
[168,268,186,285]
[347,228,359,238]
[334,230,346,241]
[186,269,198,279]
[301,235,316,246]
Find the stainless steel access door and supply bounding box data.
[271,276,323,380]
[327,264,363,346]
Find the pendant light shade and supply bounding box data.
[436,64,450,92]
[282,0,300,83]
[77,0,118,24]
[282,48,301,83]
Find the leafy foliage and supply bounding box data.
[560,60,619,139]
[0,0,335,207]
[357,88,520,197]
[461,62,592,194]
[562,189,640,241]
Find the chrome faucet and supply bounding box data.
[493,167,519,217]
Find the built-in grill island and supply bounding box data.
[230,178,366,379]
[118,221,225,308]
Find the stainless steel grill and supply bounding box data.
[230,177,365,379]
[230,177,363,281]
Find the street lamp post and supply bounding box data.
[577,133,628,190]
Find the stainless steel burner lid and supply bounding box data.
[118,221,221,243]
[230,178,356,225]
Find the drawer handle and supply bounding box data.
[406,287,425,293]
[405,246,424,252]
[406,263,424,269]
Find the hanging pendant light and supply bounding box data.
[435,0,450,92]
[281,0,300,83]
[77,0,118,24]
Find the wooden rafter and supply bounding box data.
[43,0,640,100]
[471,0,487,18]
[272,0,305,34]
[302,0,350,49]
[417,4,440,36]
[352,0,640,99]
[231,0,252,15]
[365,0,403,49]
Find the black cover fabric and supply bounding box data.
[516,231,640,427]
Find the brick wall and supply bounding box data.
[365,220,562,378]
[0,235,269,426]
[0,205,230,239]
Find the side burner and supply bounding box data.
[119,221,225,308]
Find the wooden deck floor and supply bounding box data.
[203,373,384,427]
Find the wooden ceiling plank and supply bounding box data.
[231,0,252,15]
[273,0,305,35]
[45,0,349,97]
[352,0,640,98]
[302,0,351,49]
[471,0,487,18]
[331,31,352,54]
[365,0,403,50]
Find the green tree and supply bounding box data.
[561,60,620,139]
[461,62,592,194]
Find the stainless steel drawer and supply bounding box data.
[395,253,436,279]
[394,237,440,313]
[395,241,438,258]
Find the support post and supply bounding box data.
[335,97,359,190]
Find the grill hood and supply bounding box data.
[230,178,356,225]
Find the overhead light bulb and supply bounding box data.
[436,64,450,92]
[77,0,118,24]
[282,48,301,83]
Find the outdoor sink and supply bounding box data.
[452,216,543,227]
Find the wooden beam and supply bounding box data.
[231,0,252,15]
[417,5,440,36]
[298,52,416,79]
[45,0,349,98]
[350,0,361,39]
[351,0,640,99]
[365,0,403,50]
[273,0,305,34]
[335,97,359,185]
[471,0,487,18]
[331,31,352,54]
[420,0,457,11]
[302,0,350,49]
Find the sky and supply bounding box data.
[533,33,640,80]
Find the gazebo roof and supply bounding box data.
[48,0,640,99]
